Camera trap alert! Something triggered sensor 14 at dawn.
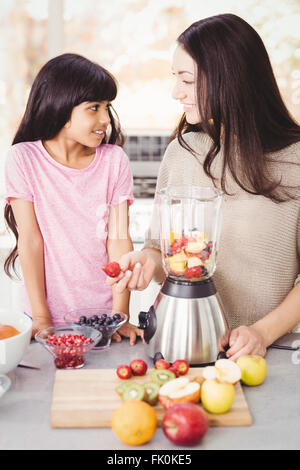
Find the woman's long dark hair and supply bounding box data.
[172,13,300,202]
[4,53,124,278]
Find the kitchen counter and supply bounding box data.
[1,333,300,451]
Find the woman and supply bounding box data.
[107,13,300,360]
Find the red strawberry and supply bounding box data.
[171,241,183,254]
[102,262,121,278]
[184,266,203,279]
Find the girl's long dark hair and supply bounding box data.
[172,13,300,202]
[4,53,124,278]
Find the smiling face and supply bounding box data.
[64,101,111,148]
[172,45,201,125]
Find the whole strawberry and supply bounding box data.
[102,262,121,278]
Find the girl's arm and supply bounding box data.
[107,200,144,345]
[226,282,300,361]
[10,199,52,336]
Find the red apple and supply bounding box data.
[130,359,148,376]
[163,402,209,446]
[116,364,132,379]
[171,360,190,376]
[155,359,171,370]
[168,366,180,377]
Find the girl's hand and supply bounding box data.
[106,251,156,293]
[226,325,267,361]
[112,321,145,346]
[32,315,52,338]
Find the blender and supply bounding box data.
[138,186,229,365]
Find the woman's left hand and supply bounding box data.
[112,321,145,346]
[226,325,267,361]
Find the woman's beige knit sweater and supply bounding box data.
[144,132,300,330]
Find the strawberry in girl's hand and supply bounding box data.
[102,262,121,278]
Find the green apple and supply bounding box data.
[236,355,267,386]
[201,379,235,414]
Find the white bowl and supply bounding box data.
[0,311,32,374]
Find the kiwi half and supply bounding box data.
[143,382,160,405]
[122,383,145,401]
[150,369,176,386]
[115,382,138,397]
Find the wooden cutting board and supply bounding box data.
[50,368,252,428]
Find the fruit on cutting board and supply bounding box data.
[116,364,132,379]
[111,400,157,445]
[102,262,121,277]
[115,382,138,397]
[201,379,235,414]
[154,359,171,370]
[158,377,201,409]
[130,359,148,376]
[163,402,209,446]
[0,324,20,340]
[122,383,145,401]
[171,359,190,376]
[202,359,241,385]
[143,382,160,405]
[236,355,267,386]
[150,369,176,385]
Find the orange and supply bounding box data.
[111,400,157,445]
[0,324,20,340]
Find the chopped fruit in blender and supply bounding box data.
[150,369,176,385]
[143,382,160,405]
[168,252,188,274]
[186,240,207,253]
[187,257,203,268]
[122,383,145,401]
[116,364,132,379]
[184,266,203,279]
[102,262,121,277]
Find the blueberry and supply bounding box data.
[91,315,99,322]
[93,322,100,329]
[113,313,121,321]
[105,318,113,325]
[101,313,108,320]
[79,316,87,324]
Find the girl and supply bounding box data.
[107,14,300,360]
[4,53,143,345]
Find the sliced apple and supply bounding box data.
[215,359,241,385]
[158,377,201,409]
[202,365,218,380]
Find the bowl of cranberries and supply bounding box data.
[64,308,128,350]
[35,325,101,369]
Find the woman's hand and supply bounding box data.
[112,321,145,346]
[106,250,157,293]
[226,325,267,361]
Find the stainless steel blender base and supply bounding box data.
[144,287,228,365]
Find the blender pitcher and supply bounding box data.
[138,186,229,365]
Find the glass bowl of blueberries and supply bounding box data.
[64,308,128,350]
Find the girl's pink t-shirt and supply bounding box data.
[5,140,134,325]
